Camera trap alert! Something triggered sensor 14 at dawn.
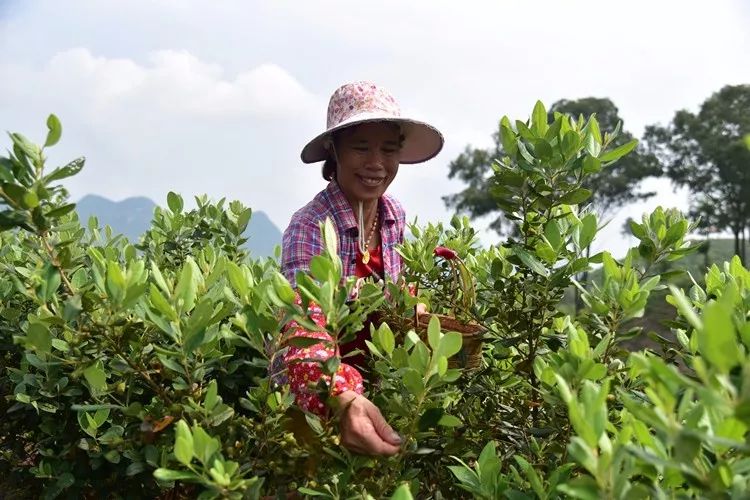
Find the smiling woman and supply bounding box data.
[276,81,443,456]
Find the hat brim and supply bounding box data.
[300,113,444,164]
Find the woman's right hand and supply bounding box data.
[335,391,402,456]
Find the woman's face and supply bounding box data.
[333,122,402,204]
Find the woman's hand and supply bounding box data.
[335,391,401,456]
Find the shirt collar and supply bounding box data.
[324,181,398,234]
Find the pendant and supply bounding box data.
[361,250,370,265]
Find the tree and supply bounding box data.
[644,84,750,263]
[444,97,661,235]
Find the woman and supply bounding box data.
[279,81,443,456]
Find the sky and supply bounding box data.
[1,0,749,255]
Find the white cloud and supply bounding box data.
[35,48,318,118]
[0,47,322,230]
[1,0,749,255]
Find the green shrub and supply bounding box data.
[1,106,747,499]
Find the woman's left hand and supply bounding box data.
[336,391,402,456]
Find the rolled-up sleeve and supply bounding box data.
[281,217,321,288]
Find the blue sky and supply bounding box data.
[1,1,749,254]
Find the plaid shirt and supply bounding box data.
[281,181,405,287]
[276,181,407,414]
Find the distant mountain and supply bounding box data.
[76,195,156,241]
[75,195,282,258]
[245,210,283,258]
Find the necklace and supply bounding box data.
[357,202,379,265]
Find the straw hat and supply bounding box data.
[300,81,444,164]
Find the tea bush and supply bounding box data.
[1,105,748,499]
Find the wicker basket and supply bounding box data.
[414,313,484,371]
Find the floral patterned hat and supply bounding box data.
[301,81,444,164]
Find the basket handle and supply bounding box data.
[412,282,420,331]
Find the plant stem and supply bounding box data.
[94,321,174,405]
[39,231,75,296]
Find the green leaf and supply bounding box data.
[153,468,198,482]
[149,284,177,321]
[174,436,193,466]
[389,483,414,500]
[402,369,424,395]
[513,247,550,277]
[236,207,252,232]
[544,115,563,141]
[584,136,601,158]
[376,323,395,356]
[322,217,338,259]
[55,472,75,490]
[323,356,341,376]
[699,299,740,373]
[560,188,592,205]
[43,157,84,183]
[579,214,597,250]
[192,425,220,465]
[716,417,748,443]
[45,114,62,147]
[104,449,121,464]
[204,380,218,411]
[478,441,501,481]
[668,285,703,332]
[438,414,463,427]
[272,272,296,305]
[601,252,620,280]
[45,203,76,219]
[22,190,39,208]
[106,261,126,303]
[448,465,482,492]
[535,239,556,263]
[531,100,548,137]
[499,118,518,156]
[557,476,601,500]
[174,258,199,312]
[582,156,601,173]
[599,139,638,163]
[99,425,124,445]
[664,220,687,247]
[531,139,553,159]
[514,456,545,498]
[166,192,183,213]
[544,220,562,250]
[629,220,647,240]
[148,264,169,298]
[516,140,535,164]
[0,159,14,183]
[309,255,333,283]
[10,133,40,164]
[286,336,326,348]
[126,462,146,477]
[93,407,110,427]
[566,438,598,477]
[52,338,70,352]
[297,487,326,497]
[26,322,52,353]
[2,184,23,207]
[84,362,108,395]
[438,331,463,359]
[561,131,581,158]
[515,120,535,140]
[427,315,441,350]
